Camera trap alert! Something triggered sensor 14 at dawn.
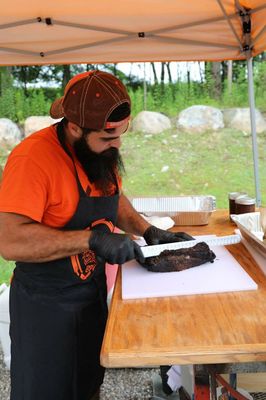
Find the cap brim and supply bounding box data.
[50,97,64,119]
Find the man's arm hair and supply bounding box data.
[116,194,150,236]
[0,212,92,263]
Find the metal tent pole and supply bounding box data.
[247,57,261,206]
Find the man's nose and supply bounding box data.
[109,137,121,149]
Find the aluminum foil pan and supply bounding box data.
[131,195,216,226]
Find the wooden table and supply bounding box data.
[101,210,266,369]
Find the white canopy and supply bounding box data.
[0,0,265,65]
[0,0,265,204]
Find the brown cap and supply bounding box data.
[50,70,131,130]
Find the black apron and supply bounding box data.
[9,129,119,400]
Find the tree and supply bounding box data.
[0,67,16,120]
[11,66,42,96]
[211,62,222,99]
[62,65,71,89]
[166,62,172,84]
[160,62,165,85]
[150,62,158,84]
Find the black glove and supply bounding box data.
[89,231,144,265]
[143,225,194,245]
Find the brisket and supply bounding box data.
[141,242,216,272]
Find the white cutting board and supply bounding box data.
[122,235,258,300]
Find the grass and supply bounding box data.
[0,126,265,284]
[0,258,15,285]
[121,128,266,209]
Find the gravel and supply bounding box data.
[0,346,10,400]
[0,344,160,400]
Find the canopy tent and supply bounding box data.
[1,0,266,203]
[1,0,265,64]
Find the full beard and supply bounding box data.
[73,135,125,195]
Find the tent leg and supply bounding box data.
[247,57,261,206]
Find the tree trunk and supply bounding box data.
[62,65,71,89]
[166,62,172,84]
[21,67,28,97]
[113,63,117,75]
[187,63,191,87]
[211,61,222,99]
[151,62,158,84]
[161,62,165,85]
[86,64,95,71]
[198,62,204,83]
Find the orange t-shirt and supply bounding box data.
[0,125,121,228]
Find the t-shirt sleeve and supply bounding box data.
[0,155,49,222]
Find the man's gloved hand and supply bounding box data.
[89,231,144,265]
[143,225,194,245]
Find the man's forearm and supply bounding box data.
[116,194,150,236]
[0,213,92,263]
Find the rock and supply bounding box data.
[24,116,61,137]
[177,105,224,133]
[132,111,171,134]
[0,118,22,146]
[223,108,266,133]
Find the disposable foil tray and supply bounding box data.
[231,212,266,259]
[131,195,216,226]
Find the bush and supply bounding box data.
[0,61,266,123]
[0,87,17,121]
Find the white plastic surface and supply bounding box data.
[122,236,257,300]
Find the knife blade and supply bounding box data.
[140,234,241,258]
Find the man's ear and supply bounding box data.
[67,122,83,139]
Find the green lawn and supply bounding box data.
[121,128,266,209]
[0,258,15,284]
[0,127,265,284]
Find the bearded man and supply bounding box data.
[0,70,192,400]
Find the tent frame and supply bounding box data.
[0,4,265,58]
[0,1,265,204]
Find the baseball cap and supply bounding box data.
[50,70,131,130]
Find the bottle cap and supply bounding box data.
[235,196,256,205]
[228,192,247,200]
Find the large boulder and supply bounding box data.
[177,105,224,133]
[0,118,22,146]
[132,111,171,134]
[24,116,61,137]
[223,108,266,133]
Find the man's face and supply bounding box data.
[73,119,129,192]
[85,119,129,154]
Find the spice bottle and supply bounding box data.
[235,196,256,215]
[228,192,247,216]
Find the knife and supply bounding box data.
[140,234,241,258]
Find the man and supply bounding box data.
[0,70,193,400]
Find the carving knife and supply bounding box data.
[140,234,241,258]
